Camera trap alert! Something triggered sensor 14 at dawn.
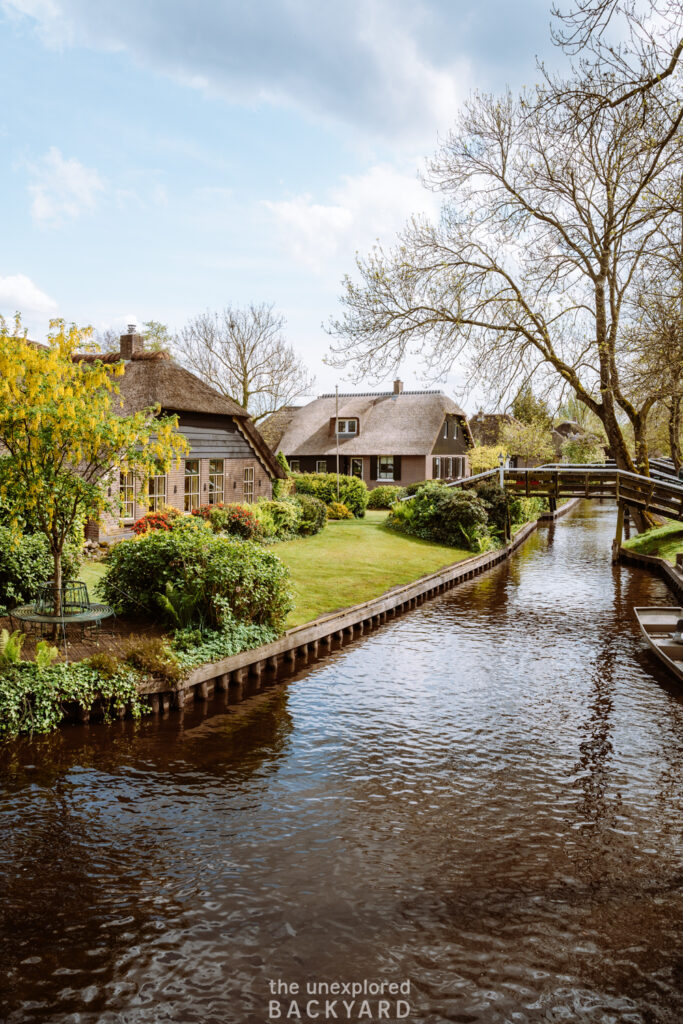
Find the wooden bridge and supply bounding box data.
[441,463,683,556]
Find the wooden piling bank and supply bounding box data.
[136,518,541,716]
[618,547,683,602]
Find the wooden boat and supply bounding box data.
[634,606,683,682]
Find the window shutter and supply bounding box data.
[370,455,378,480]
[393,455,402,481]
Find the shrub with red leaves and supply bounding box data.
[132,510,176,535]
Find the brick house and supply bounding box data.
[261,380,474,488]
[90,330,285,541]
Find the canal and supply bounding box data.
[1,501,682,1024]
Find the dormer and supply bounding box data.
[329,417,360,437]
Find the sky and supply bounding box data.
[0,0,559,408]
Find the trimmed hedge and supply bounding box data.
[292,494,327,535]
[367,485,406,509]
[387,483,489,550]
[293,472,369,517]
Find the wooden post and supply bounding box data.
[612,501,625,562]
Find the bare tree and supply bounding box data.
[327,39,683,527]
[174,304,314,422]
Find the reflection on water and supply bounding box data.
[1,502,682,1024]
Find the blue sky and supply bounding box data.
[0,0,557,404]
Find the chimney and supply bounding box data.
[393,379,404,395]
[120,329,144,360]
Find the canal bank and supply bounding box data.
[2,500,683,1024]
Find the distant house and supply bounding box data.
[262,380,474,488]
[87,330,285,540]
[469,410,587,466]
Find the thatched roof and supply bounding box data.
[277,390,472,456]
[468,412,516,447]
[259,406,301,450]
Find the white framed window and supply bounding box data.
[184,460,200,511]
[120,472,135,519]
[433,457,442,478]
[336,418,358,435]
[453,422,459,439]
[443,421,448,438]
[444,457,452,478]
[290,459,300,472]
[351,458,363,479]
[243,466,255,502]
[378,456,394,480]
[208,459,224,505]
[148,473,166,511]
[316,460,327,473]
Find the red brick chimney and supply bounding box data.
[393,379,404,395]
[120,325,144,360]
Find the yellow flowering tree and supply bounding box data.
[469,445,507,475]
[0,316,189,615]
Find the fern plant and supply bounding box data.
[0,628,25,666]
[35,640,59,671]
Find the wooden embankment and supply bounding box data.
[619,547,683,603]
[137,519,540,715]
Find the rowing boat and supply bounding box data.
[634,606,683,682]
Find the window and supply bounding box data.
[453,422,459,439]
[316,460,327,473]
[351,458,364,479]
[378,456,394,480]
[208,459,224,505]
[290,459,300,472]
[444,457,452,478]
[336,418,358,435]
[120,472,135,519]
[243,466,255,502]
[443,421,448,438]
[433,457,442,478]
[148,473,166,511]
[184,460,200,512]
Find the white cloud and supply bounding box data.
[27,147,105,226]
[1,0,469,144]
[263,164,440,272]
[0,273,58,315]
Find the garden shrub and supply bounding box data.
[509,495,546,525]
[326,501,353,520]
[367,485,406,509]
[100,519,292,631]
[124,636,184,685]
[292,494,327,535]
[272,452,294,499]
[387,483,489,550]
[251,503,277,538]
[204,503,262,540]
[132,507,180,535]
[293,472,369,517]
[403,479,446,496]
[257,499,302,537]
[471,481,511,537]
[0,661,143,738]
[0,526,80,613]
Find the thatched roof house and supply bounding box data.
[264,380,474,488]
[83,331,284,540]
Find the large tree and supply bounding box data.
[174,304,314,422]
[328,12,682,530]
[0,317,188,615]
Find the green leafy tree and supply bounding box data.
[511,387,551,427]
[500,420,555,465]
[0,316,188,615]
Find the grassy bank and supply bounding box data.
[622,521,683,564]
[276,511,470,627]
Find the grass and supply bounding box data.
[622,521,683,564]
[275,510,471,627]
[79,559,107,599]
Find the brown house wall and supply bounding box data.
[98,456,271,542]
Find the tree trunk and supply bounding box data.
[669,396,682,473]
[52,549,62,618]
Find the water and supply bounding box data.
[2,502,682,1024]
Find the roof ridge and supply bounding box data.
[318,390,445,397]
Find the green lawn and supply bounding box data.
[622,521,683,564]
[79,559,107,599]
[276,510,471,627]
[76,512,472,629]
